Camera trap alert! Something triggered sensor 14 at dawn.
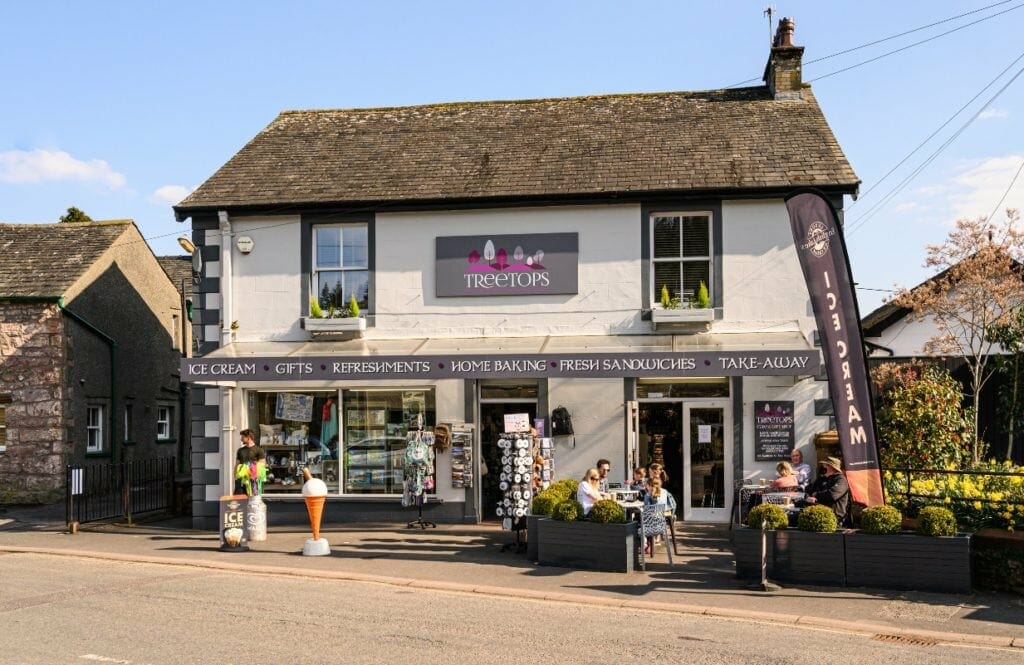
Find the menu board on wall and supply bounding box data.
[754,401,795,461]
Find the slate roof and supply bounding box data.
[157,255,193,300]
[0,221,130,298]
[176,87,859,213]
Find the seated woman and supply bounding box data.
[642,477,669,556]
[577,468,607,516]
[629,467,647,494]
[770,461,800,490]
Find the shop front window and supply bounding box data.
[343,389,435,495]
[248,391,340,494]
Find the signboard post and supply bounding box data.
[753,401,795,461]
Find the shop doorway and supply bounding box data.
[478,382,538,521]
[635,397,732,522]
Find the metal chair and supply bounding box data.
[664,492,679,555]
[638,504,674,571]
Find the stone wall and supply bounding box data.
[0,302,66,503]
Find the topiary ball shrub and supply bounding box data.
[552,499,583,522]
[531,491,562,517]
[747,503,788,529]
[860,505,903,535]
[587,499,626,524]
[548,479,579,500]
[798,505,838,533]
[916,506,957,537]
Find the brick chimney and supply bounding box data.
[763,17,805,100]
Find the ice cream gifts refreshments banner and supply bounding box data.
[786,191,883,506]
[754,401,795,461]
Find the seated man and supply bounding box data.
[803,456,850,526]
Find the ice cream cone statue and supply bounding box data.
[301,468,330,556]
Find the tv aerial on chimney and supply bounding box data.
[764,5,776,45]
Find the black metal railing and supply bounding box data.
[66,457,176,525]
[882,466,1024,530]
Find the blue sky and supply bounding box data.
[2,1,1022,313]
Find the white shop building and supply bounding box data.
[175,22,858,529]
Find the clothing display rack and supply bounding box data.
[403,421,436,530]
[496,431,533,553]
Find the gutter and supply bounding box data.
[57,298,119,462]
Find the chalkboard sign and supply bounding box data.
[754,401,795,461]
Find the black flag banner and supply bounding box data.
[786,190,884,506]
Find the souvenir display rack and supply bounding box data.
[496,431,533,549]
[450,424,474,489]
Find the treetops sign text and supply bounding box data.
[182,350,819,382]
[435,232,578,297]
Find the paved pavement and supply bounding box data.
[1,503,1022,651]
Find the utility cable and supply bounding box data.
[985,157,1024,224]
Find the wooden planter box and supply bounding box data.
[845,532,972,594]
[732,527,846,586]
[651,308,714,326]
[536,518,638,573]
[302,316,367,334]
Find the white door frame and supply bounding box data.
[682,399,732,522]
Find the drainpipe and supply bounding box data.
[218,210,233,347]
[58,298,118,462]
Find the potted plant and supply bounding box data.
[303,294,367,334]
[535,495,638,573]
[845,505,972,593]
[652,281,714,325]
[732,503,788,579]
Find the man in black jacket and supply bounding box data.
[804,456,851,526]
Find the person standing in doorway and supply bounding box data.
[235,428,266,496]
[596,459,612,492]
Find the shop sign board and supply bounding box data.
[436,233,578,296]
[219,495,249,551]
[753,400,795,461]
[182,350,819,382]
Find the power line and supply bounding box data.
[847,57,1024,236]
[807,1,1024,83]
[725,0,1021,88]
[985,157,1024,224]
[849,48,1024,210]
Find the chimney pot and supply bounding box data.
[775,17,795,47]
[763,16,804,100]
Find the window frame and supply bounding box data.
[311,223,370,314]
[156,405,173,442]
[86,405,104,453]
[123,403,134,445]
[649,211,714,309]
[300,214,375,323]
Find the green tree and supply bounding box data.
[873,362,975,470]
[59,207,93,223]
[987,306,1024,460]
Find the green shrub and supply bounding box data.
[860,505,902,535]
[551,499,583,522]
[747,503,788,530]
[696,280,710,308]
[660,284,671,308]
[587,499,626,524]
[548,479,579,500]
[346,294,360,318]
[798,505,838,532]
[916,506,957,536]
[531,491,562,517]
[309,297,324,319]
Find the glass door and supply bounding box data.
[682,401,731,522]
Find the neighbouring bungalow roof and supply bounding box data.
[0,221,131,299]
[175,86,859,215]
[156,255,194,301]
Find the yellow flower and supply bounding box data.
[944,496,952,504]
[972,501,983,510]
[990,492,1004,503]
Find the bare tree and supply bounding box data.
[891,209,1024,464]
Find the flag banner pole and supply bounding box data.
[785,190,884,506]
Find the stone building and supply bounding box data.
[0,221,186,503]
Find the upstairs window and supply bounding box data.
[651,213,712,308]
[157,405,173,441]
[124,404,134,443]
[86,406,104,453]
[313,224,369,314]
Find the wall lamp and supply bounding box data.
[177,236,203,274]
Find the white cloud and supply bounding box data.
[893,202,919,212]
[150,184,192,205]
[948,154,1024,221]
[0,149,125,188]
[978,108,1009,120]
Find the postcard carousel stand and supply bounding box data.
[496,431,533,552]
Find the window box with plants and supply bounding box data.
[732,504,846,586]
[844,505,971,594]
[532,484,638,573]
[302,295,367,334]
[651,282,714,324]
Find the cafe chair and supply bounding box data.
[638,504,674,571]
[664,492,679,556]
